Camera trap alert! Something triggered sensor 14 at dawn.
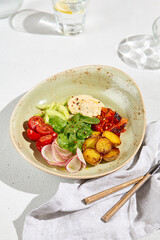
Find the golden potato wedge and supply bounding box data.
[102,131,121,146]
[82,137,99,151]
[91,131,101,138]
[83,148,102,165]
[102,148,120,162]
[96,137,112,154]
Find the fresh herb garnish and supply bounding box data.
[49,113,100,154]
[49,116,67,133]
[79,115,100,124]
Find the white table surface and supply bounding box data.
[0,0,160,239]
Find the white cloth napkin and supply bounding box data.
[23,121,160,240]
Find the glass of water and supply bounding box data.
[52,0,89,35]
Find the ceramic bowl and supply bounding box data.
[10,65,146,179]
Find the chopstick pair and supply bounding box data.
[84,175,143,205]
[83,168,157,222]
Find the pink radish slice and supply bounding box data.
[54,144,72,160]
[54,138,58,145]
[51,142,68,166]
[41,145,60,166]
[54,139,70,153]
[66,155,82,173]
[54,140,72,157]
[76,148,86,168]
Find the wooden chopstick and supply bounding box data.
[101,173,151,222]
[84,175,143,205]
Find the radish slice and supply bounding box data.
[51,142,68,166]
[54,144,72,160]
[54,138,58,145]
[76,148,86,168]
[41,144,60,166]
[66,155,82,173]
[54,139,72,157]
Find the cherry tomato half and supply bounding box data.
[28,116,44,131]
[36,123,53,136]
[27,128,41,141]
[39,134,53,145]
[36,134,54,151]
[36,140,43,152]
[52,131,58,140]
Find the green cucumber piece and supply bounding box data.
[60,97,71,106]
[45,109,67,120]
[49,102,57,110]
[36,104,50,110]
[43,113,50,124]
[56,105,70,119]
[35,111,45,117]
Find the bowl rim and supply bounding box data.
[9,65,146,179]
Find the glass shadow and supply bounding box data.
[9,9,61,35]
[117,35,160,70]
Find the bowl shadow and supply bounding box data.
[0,94,75,240]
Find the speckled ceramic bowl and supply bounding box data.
[10,65,146,179]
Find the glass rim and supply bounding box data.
[152,16,160,39]
[53,0,87,4]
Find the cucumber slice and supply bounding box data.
[45,109,67,120]
[35,100,71,124]
[49,102,57,110]
[56,105,70,119]
[60,97,71,106]
[36,104,50,110]
[35,111,45,117]
[43,113,50,124]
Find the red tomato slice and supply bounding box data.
[39,135,53,145]
[36,140,43,152]
[36,123,53,136]
[92,123,103,132]
[27,128,41,141]
[36,135,54,152]
[28,116,44,130]
[52,131,58,140]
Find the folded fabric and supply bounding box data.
[23,121,160,240]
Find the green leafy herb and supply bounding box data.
[68,139,85,153]
[49,116,67,133]
[77,125,93,139]
[71,113,81,122]
[79,115,100,124]
[57,133,68,150]
[50,113,100,154]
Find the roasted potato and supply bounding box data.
[102,131,121,146]
[83,148,102,165]
[91,131,101,138]
[82,137,99,151]
[102,148,120,162]
[96,137,112,154]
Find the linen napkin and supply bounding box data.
[23,121,160,240]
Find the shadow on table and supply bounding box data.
[0,95,74,240]
[117,34,160,70]
[9,9,61,35]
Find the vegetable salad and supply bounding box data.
[25,95,128,173]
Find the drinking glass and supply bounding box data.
[117,16,160,70]
[52,0,89,35]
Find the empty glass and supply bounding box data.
[117,16,160,70]
[52,0,89,35]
